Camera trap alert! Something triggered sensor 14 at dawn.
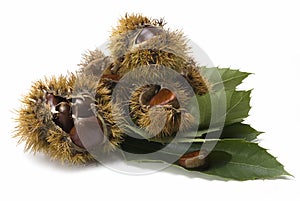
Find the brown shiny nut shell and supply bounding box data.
[149,88,179,108]
[139,85,161,106]
[135,26,163,44]
[70,117,105,150]
[72,97,95,118]
[46,93,59,107]
[55,102,74,133]
[178,150,208,169]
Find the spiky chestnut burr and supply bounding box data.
[106,14,210,138]
[14,72,121,164]
[109,13,191,75]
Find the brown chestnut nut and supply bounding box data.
[46,93,74,133]
[46,93,59,108]
[149,88,179,108]
[72,97,95,118]
[55,102,73,133]
[135,26,163,44]
[70,117,105,150]
[178,150,208,169]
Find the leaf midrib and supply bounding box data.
[211,73,248,87]
[226,160,285,174]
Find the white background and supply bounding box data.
[0,0,299,200]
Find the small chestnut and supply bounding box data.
[70,117,104,150]
[149,88,179,108]
[178,150,208,169]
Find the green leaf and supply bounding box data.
[220,123,262,141]
[121,138,290,180]
[225,90,251,125]
[196,90,251,129]
[187,139,290,180]
[185,123,261,141]
[200,67,251,90]
[155,122,260,143]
